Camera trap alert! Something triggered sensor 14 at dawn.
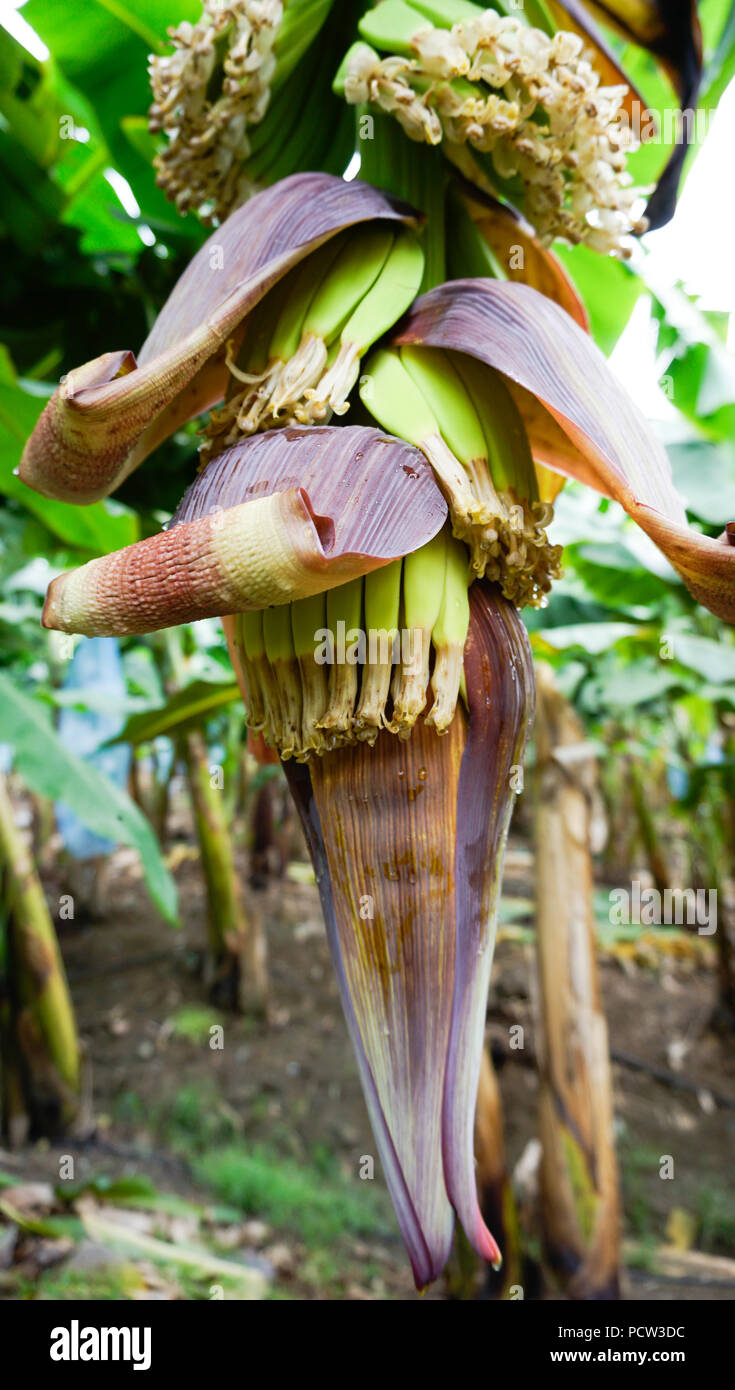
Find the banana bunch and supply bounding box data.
[233,524,471,759]
[359,342,561,608]
[335,0,644,254]
[149,0,343,224]
[200,225,424,462]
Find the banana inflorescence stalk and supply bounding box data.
[234,520,472,761]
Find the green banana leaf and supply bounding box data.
[553,245,643,355]
[666,439,735,524]
[110,679,242,746]
[0,671,177,923]
[23,0,205,241]
[0,366,140,552]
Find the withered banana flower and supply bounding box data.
[551,0,703,227]
[149,0,341,224]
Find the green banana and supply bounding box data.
[300,229,425,422]
[290,592,329,759]
[268,225,395,417]
[452,350,563,605]
[406,1,481,24]
[212,227,395,439]
[359,0,437,53]
[452,350,538,501]
[199,272,294,463]
[389,526,448,736]
[263,602,302,759]
[399,341,509,569]
[353,559,403,742]
[360,347,480,533]
[203,225,423,457]
[309,229,396,343]
[311,575,361,745]
[236,608,284,750]
[399,344,486,472]
[405,0,553,35]
[425,533,470,734]
[319,577,364,743]
[267,235,348,367]
[203,235,348,445]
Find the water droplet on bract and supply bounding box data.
[418,767,427,779]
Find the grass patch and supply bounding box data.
[24,1268,133,1301]
[164,1084,242,1152]
[618,1139,664,1240]
[168,1005,224,1042]
[147,1081,392,1256]
[696,1184,735,1254]
[194,1143,389,1247]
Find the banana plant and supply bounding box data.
[17,160,734,1285]
[534,663,620,1300]
[105,621,268,1009]
[0,766,80,1144]
[10,0,734,1295]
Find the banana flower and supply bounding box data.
[20,175,734,1286]
[337,0,705,251]
[551,0,703,226]
[148,1,701,240]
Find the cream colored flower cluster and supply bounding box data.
[149,0,283,223]
[345,11,647,254]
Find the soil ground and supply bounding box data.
[3,792,734,1302]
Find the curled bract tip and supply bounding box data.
[394,278,735,624]
[19,176,416,505]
